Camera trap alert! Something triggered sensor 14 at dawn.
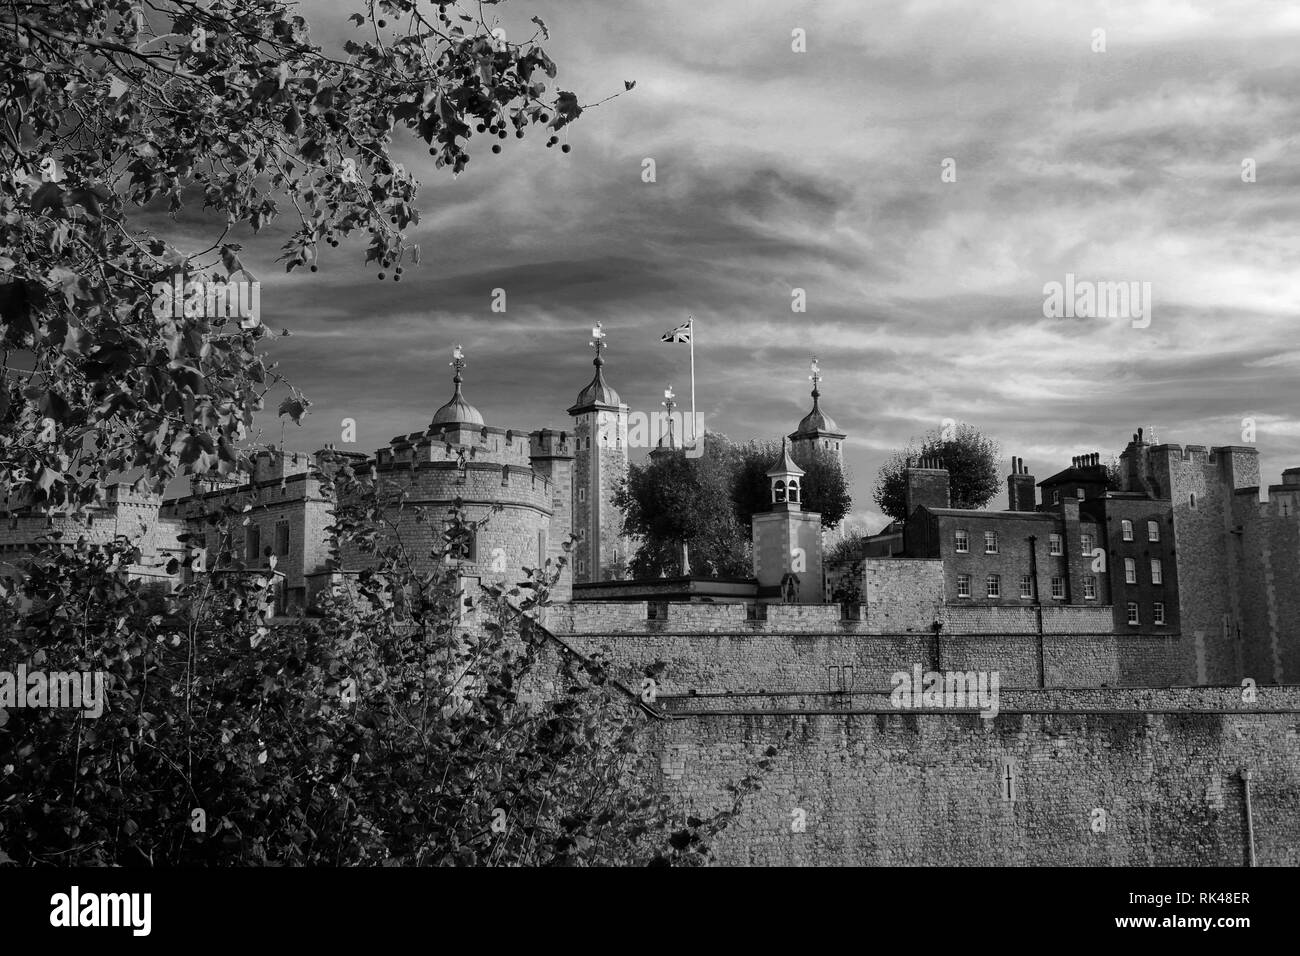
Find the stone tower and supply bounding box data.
[566,323,629,583]
[1132,434,1260,685]
[335,346,558,609]
[528,426,575,600]
[788,356,846,467]
[751,439,824,603]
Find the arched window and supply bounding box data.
[788,478,801,503]
[773,479,786,502]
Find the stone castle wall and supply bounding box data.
[545,600,1184,694]
[648,686,1300,865]
[1232,482,1300,684]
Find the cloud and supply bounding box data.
[142,0,1300,507]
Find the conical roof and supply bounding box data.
[568,351,622,413]
[766,438,805,478]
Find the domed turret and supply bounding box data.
[567,324,622,413]
[432,344,485,427]
[788,356,846,465]
[796,401,839,437]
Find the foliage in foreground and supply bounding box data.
[0,459,765,866]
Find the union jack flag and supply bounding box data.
[661,320,692,344]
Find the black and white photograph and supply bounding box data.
[0,0,1295,938]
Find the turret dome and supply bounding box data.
[432,345,485,427]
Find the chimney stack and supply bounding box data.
[904,456,951,517]
[1007,456,1036,511]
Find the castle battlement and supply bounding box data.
[1147,442,1259,465]
[1233,482,1300,516]
[380,426,534,468]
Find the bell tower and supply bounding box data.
[751,439,825,603]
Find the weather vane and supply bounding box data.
[450,344,466,380]
[589,322,607,362]
[809,356,822,392]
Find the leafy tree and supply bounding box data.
[1105,455,1124,491]
[825,532,867,605]
[0,468,767,865]
[0,0,604,510]
[0,0,769,869]
[617,435,854,578]
[826,532,868,567]
[731,439,851,529]
[873,423,1001,521]
[613,432,750,579]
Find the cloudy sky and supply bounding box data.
[190,0,1300,533]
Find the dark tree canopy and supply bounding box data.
[0,0,605,510]
[732,439,851,530]
[873,423,1001,521]
[613,432,750,578]
[615,433,853,578]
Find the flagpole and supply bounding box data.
[689,315,696,448]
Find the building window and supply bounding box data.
[1019,575,1033,599]
[1083,576,1097,600]
[1153,602,1165,625]
[956,574,971,598]
[1000,758,1016,802]
[275,520,290,556]
[984,531,998,554]
[1048,533,1063,555]
[1076,487,1086,500]
[578,487,586,503]
[1050,576,1065,600]
[1052,489,1060,505]
[446,522,477,562]
[1189,493,1197,510]
[1127,602,1140,625]
[1148,520,1160,542]
[1121,519,1133,541]
[954,529,969,553]
[986,574,1001,598]
[246,524,260,562]
[1080,533,1093,554]
[1124,557,1137,584]
[1150,558,1162,584]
